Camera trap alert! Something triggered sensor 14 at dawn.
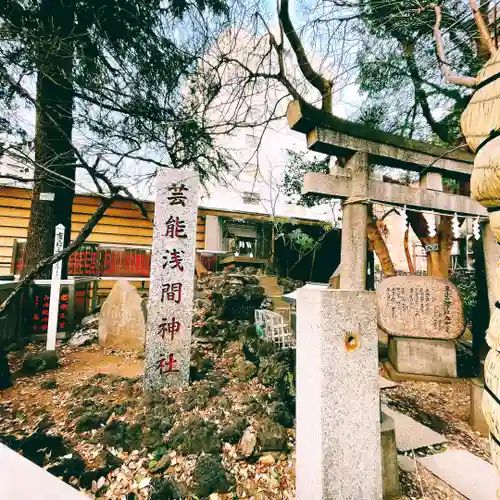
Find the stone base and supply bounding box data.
[388,337,457,378]
[469,378,489,438]
[384,361,459,384]
[381,412,401,500]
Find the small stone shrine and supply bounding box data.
[98,280,146,352]
[144,168,199,392]
[378,275,464,378]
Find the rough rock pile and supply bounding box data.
[195,270,265,322]
[2,271,296,499]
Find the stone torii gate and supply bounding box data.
[288,99,495,499]
[288,99,489,289]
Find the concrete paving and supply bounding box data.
[397,454,417,473]
[382,405,447,452]
[0,444,88,500]
[419,449,499,500]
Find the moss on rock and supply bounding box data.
[192,455,230,498]
[217,395,232,410]
[149,454,171,474]
[167,416,221,455]
[144,392,174,408]
[268,401,294,428]
[72,384,106,399]
[71,399,115,434]
[190,348,214,380]
[257,353,290,387]
[22,350,59,374]
[231,357,257,381]
[241,396,264,416]
[243,338,277,367]
[40,379,57,389]
[220,416,248,444]
[255,416,288,452]
[103,421,143,452]
[76,412,109,432]
[183,383,219,411]
[149,477,185,499]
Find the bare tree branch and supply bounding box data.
[433,6,477,88]
[0,190,120,316]
[470,0,497,56]
[277,0,333,111]
[252,12,303,102]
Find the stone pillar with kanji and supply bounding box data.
[144,168,199,391]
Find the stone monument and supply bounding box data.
[143,168,199,392]
[378,275,464,378]
[98,280,146,352]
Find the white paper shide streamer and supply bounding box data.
[427,211,437,238]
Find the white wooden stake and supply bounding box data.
[46,224,65,351]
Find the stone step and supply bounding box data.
[381,405,447,452]
[418,449,499,500]
[275,307,290,323]
[271,296,288,308]
[262,284,284,296]
[0,443,87,499]
[258,276,279,287]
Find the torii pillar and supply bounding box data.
[339,152,370,290]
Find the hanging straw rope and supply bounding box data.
[434,0,500,471]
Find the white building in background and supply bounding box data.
[198,28,350,224]
[199,118,336,222]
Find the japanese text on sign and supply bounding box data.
[144,169,199,391]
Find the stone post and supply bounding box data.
[144,168,199,392]
[339,152,369,290]
[419,171,443,191]
[296,288,382,499]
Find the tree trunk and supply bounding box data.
[195,254,208,278]
[404,228,415,274]
[407,211,452,277]
[366,219,396,278]
[23,0,76,279]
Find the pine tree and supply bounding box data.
[1,0,229,277]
